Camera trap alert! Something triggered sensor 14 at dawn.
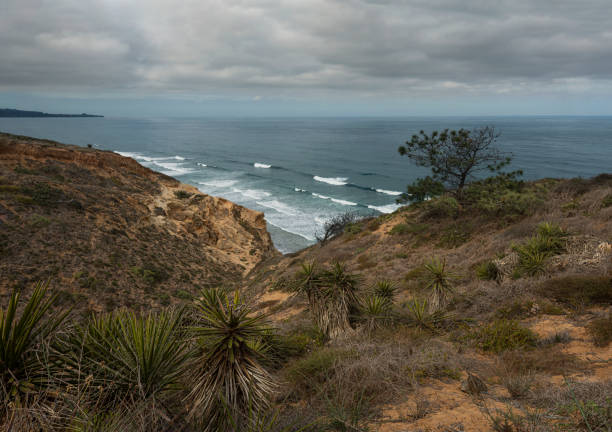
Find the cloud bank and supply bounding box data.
[2,0,612,104]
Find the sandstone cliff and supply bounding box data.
[0,132,277,313]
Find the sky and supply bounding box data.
[1,0,612,117]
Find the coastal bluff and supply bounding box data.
[0,132,277,313]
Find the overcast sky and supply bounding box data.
[2,0,612,116]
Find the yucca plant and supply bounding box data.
[421,258,456,310]
[359,294,393,332]
[372,280,397,301]
[292,261,325,325]
[188,288,275,431]
[55,308,191,408]
[0,281,68,401]
[476,260,502,282]
[319,262,360,339]
[403,298,447,331]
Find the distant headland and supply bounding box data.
[0,108,103,118]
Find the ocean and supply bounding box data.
[1,116,611,253]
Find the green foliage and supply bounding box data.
[462,173,545,217]
[398,176,445,203]
[29,214,51,228]
[372,280,397,300]
[402,298,447,331]
[173,289,193,300]
[601,193,612,208]
[398,126,511,197]
[537,275,611,309]
[587,315,612,347]
[512,222,567,277]
[476,260,502,282]
[437,223,470,248]
[476,319,538,353]
[293,262,359,339]
[56,308,190,406]
[389,223,410,235]
[424,196,459,219]
[0,282,67,400]
[285,348,347,393]
[189,289,275,430]
[495,300,535,320]
[421,257,456,310]
[343,223,362,235]
[130,265,168,285]
[359,294,393,331]
[173,190,192,199]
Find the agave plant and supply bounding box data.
[359,294,393,332]
[373,280,397,301]
[292,261,325,324]
[0,281,68,400]
[319,262,360,339]
[188,288,275,431]
[403,298,447,331]
[55,308,191,408]
[422,258,456,310]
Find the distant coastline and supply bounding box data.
[0,108,103,118]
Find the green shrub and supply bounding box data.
[399,176,445,203]
[587,315,612,347]
[464,174,545,217]
[537,276,612,308]
[402,298,448,331]
[422,257,457,310]
[476,260,501,282]
[344,223,362,235]
[373,280,397,300]
[173,190,192,199]
[437,224,470,248]
[55,308,190,407]
[130,265,168,285]
[602,194,612,208]
[512,223,567,277]
[1,282,67,400]
[424,196,459,218]
[476,319,538,353]
[285,348,347,393]
[359,294,394,330]
[495,300,535,320]
[189,289,275,429]
[389,223,410,235]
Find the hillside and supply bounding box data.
[246,174,612,431]
[0,132,277,314]
[0,132,610,431]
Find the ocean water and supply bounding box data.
[1,116,611,253]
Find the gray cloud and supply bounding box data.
[1,0,612,97]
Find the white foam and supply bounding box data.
[314,176,348,186]
[152,161,195,176]
[294,187,307,192]
[232,188,271,200]
[331,198,357,206]
[173,155,185,160]
[367,203,403,214]
[256,200,297,216]
[376,188,402,196]
[197,162,208,167]
[265,219,316,241]
[254,162,271,168]
[115,151,142,159]
[312,192,330,200]
[198,179,238,188]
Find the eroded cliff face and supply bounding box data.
[0,132,277,313]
